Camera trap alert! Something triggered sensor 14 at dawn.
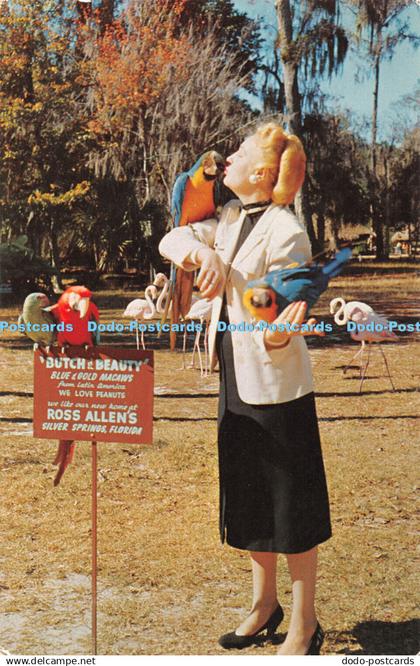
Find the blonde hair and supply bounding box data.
[254,123,306,205]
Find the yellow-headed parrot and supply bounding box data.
[167,150,226,351]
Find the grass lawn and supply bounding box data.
[0,265,419,655]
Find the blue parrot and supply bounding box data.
[165,150,227,350]
[243,247,352,323]
[171,151,226,229]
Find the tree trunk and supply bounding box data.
[49,220,64,292]
[99,0,115,35]
[317,211,325,249]
[371,43,386,259]
[21,33,35,103]
[76,0,92,23]
[383,148,391,258]
[371,52,380,175]
[275,0,318,252]
[276,1,301,133]
[325,217,339,251]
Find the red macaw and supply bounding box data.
[48,285,99,347]
[47,286,99,486]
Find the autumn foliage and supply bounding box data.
[0,0,254,274]
[87,2,190,138]
[2,0,415,276]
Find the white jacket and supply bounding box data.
[158,200,314,405]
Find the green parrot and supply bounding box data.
[18,292,57,348]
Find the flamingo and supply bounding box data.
[153,273,172,316]
[123,285,157,349]
[153,273,211,369]
[182,298,213,376]
[153,272,169,289]
[329,297,398,392]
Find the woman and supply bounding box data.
[158,123,332,655]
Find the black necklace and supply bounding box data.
[241,199,272,217]
[242,199,272,210]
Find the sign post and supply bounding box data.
[33,345,154,655]
[92,439,97,655]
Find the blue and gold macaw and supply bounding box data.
[243,248,352,323]
[166,150,226,350]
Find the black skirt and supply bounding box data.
[216,327,333,554]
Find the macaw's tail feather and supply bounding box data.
[322,247,352,278]
[170,269,194,351]
[170,280,180,352]
[53,440,76,486]
[178,270,194,319]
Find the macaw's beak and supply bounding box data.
[203,152,225,178]
[68,293,90,318]
[243,287,278,323]
[214,152,226,177]
[77,297,90,319]
[249,287,273,309]
[203,163,218,177]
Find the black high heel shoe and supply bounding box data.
[218,603,284,650]
[306,622,325,655]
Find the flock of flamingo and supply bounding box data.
[122,274,397,391]
[123,273,212,376]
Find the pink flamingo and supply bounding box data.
[123,285,157,349]
[182,298,212,376]
[153,274,212,372]
[153,273,172,316]
[329,297,398,392]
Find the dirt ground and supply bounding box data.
[0,266,419,655]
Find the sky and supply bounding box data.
[232,0,419,141]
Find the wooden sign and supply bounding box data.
[33,346,153,444]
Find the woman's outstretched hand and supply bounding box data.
[195,248,226,299]
[264,301,325,351]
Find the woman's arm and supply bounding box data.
[158,218,218,271]
[158,218,226,299]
